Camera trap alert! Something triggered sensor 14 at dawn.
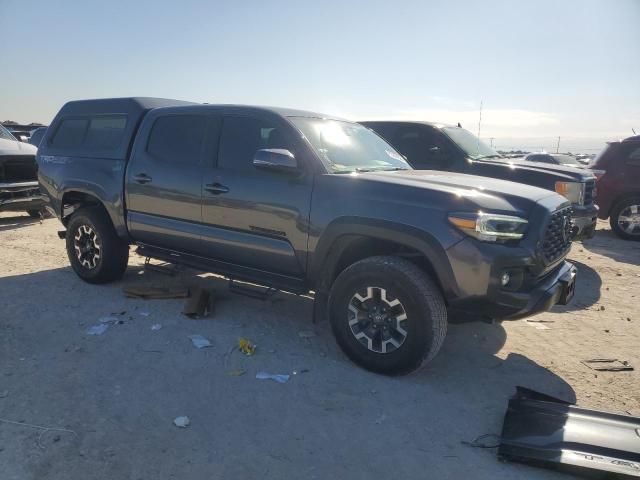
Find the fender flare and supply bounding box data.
[60,184,129,240]
[309,217,460,301]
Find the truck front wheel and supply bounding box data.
[328,256,447,375]
[65,207,129,284]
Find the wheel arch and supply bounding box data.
[608,191,640,217]
[310,218,459,303]
[60,188,129,240]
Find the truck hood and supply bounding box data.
[475,157,595,181]
[356,169,561,215]
[0,137,38,156]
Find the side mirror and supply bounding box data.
[253,149,298,172]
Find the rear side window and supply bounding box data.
[51,115,127,150]
[147,115,206,164]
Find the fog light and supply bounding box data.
[501,271,511,286]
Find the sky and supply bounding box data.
[1,0,639,152]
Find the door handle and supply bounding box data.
[133,173,152,184]
[204,183,230,195]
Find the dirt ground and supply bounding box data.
[1,212,638,480]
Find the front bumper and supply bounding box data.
[446,237,577,321]
[570,203,598,240]
[0,181,47,212]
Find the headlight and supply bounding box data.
[555,181,584,204]
[448,212,528,242]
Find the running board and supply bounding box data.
[499,387,640,477]
[135,244,307,294]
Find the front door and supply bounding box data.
[200,114,312,277]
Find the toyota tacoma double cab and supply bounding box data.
[361,121,599,240]
[38,98,577,375]
[0,123,48,217]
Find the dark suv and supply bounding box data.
[590,135,640,240]
[37,98,577,375]
[361,121,598,240]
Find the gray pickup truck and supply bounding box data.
[0,124,47,217]
[37,97,577,375]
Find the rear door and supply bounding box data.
[200,113,312,277]
[126,109,218,253]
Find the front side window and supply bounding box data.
[551,154,581,166]
[218,116,295,171]
[147,115,206,164]
[393,127,455,169]
[628,147,640,162]
[0,124,17,141]
[289,118,410,173]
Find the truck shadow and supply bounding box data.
[551,259,601,313]
[581,228,640,266]
[0,264,576,479]
[0,213,43,232]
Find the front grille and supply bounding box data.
[583,179,596,205]
[0,155,38,182]
[541,206,573,264]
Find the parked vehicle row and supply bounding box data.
[361,122,599,240]
[37,97,578,375]
[0,123,48,217]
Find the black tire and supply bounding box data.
[65,206,129,284]
[609,196,640,241]
[328,256,447,375]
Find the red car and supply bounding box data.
[591,135,640,240]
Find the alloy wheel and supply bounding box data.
[617,204,640,236]
[73,225,101,269]
[348,286,408,354]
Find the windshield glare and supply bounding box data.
[441,126,499,160]
[290,118,411,173]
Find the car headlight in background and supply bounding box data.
[555,181,584,204]
[448,212,528,242]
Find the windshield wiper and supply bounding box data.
[331,166,410,174]
[355,166,409,172]
[475,154,503,160]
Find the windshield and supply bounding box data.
[289,118,411,173]
[552,154,581,166]
[0,124,17,141]
[441,126,500,160]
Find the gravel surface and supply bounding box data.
[1,213,638,479]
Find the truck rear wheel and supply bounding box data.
[65,207,129,284]
[328,256,447,375]
[610,196,640,241]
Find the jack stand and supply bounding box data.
[143,257,180,276]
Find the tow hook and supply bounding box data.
[57,230,67,239]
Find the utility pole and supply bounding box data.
[489,137,495,148]
[556,136,561,153]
